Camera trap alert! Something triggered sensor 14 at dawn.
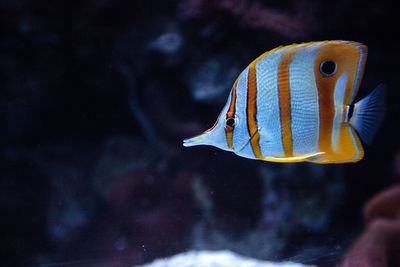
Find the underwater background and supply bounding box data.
[1,0,399,266]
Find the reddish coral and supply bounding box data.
[363,185,400,226]
[394,150,400,176]
[340,185,400,267]
[179,0,315,38]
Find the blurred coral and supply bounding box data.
[363,185,400,226]
[340,185,400,267]
[394,150,400,176]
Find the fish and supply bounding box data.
[183,41,386,163]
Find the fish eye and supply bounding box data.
[226,117,235,128]
[225,114,238,130]
[320,60,337,76]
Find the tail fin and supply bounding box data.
[349,84,386,144]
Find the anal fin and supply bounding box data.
[263,152,325,163]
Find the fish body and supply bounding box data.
[184,41,385,163]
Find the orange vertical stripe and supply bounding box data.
[277,50,296,157]
[313,44,347,159]
[247,62,263,159]
[225,78,238,148]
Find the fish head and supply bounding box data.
[183,88,251,154]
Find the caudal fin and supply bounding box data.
[349,84,386,144]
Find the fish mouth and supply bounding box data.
[183,133,207,147]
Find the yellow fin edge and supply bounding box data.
[260,152,325,163]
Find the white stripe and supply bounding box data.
[288,45,320,155]
[254,48,287,157]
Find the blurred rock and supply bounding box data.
[139,250,316,267]
[28,143,99,244]
[92,136,156,198]
[148,32,183,54]
[186,56,240,102]
[55,135,195,265]
[259,163,344,232]
[187,161,345,261]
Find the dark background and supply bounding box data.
[0,0,398,266]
